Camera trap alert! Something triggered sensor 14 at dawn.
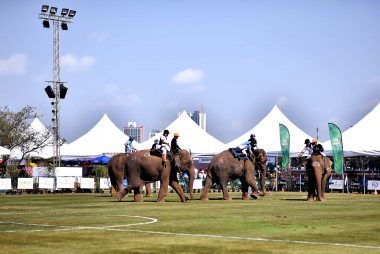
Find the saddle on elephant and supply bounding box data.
[229,147,250,161]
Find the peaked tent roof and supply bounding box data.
[140,111,226,155]
[61,114,140,158]
[11,118,54,159]
[226,105,313,156]
[322,103,380,156]
[0,146,10,155]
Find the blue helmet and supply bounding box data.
[250,134,255,139]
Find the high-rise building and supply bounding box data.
[191,110,206,131]
[124,122,144,143]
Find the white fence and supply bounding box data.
[0,177,112,191]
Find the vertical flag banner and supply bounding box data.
[279,124,290,171]
[328,123,344,174]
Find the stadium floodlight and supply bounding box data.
[42,20,50,28]
[41,5,49,13]
[59,84,68,98]
[61,8,69,16]
[68,10,76,18]
[50,7,58,15]
[39,5,77,168]
[44,85,55,98]
[61,22,68,31]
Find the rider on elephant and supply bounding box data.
[238,134,257,158]
[298,138,313,159]
[171,132,181,167]
[159,129,171,162]
[124,136,136,155]
[311,138,326,157]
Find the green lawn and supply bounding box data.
[0,191,379,254]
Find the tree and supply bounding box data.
[0,106,52,165]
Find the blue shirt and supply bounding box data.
[125,140,134,153]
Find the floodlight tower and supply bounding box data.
[39,5,77,168]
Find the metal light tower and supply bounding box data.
[39,5,77,168]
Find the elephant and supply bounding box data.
[253,148,267,195]
[107,153,153,198]
[108,149,196,201]
[200,150,261,201]
[111,149,191,202]
[306,155,332,201]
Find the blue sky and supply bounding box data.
[0,0,379,143]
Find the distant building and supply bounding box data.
[149,129,161,138]
[182,108,207,131]
[191,110,206,131]
[124,122,144,143]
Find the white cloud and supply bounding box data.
[368,75,380,85]
[98,83,142,107]
[0,54,27,76]
[61,54,96,72]
[172,68,204,84]
[89,32,107,43]
[276,96,288,106]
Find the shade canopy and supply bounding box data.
[322,103,380,156]
[226,105,313,156]
[61,114,141,158]
[140,111,226,155]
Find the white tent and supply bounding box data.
[140,111,226,155]
[322,103,380,156]
[61,114,140,158]
[11,118,54,159]
[0,146,10,155]
[226,105,313,156]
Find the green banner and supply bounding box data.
[279,124,290,170]
[328,123,344,174]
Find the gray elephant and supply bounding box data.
[200,150,261,200]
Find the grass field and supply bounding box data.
[0,191,379,254]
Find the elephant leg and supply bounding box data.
[245,170,260,199]
[321,169,331,200]
[259,166,267,195]
[241,181,250,200]
[306,163,315,201]
[314,168,323,201]
[145,183,153,197]
[220,180,231,200]
[188,171,195,200]
[157,166,170,202]
[116,185,132,201]
[170,180,187,202]
[200,175,212,201]
[133,186,143,202]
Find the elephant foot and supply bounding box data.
[145,193,153,197]
[134,194,144,202]
[116,189,127,201]
[156,199,165,203]
[259,191,266,197]
[223,196,232,200]
[307,197,314,202]
[250,194,258,200]
[241,192,249,200]
[200,197,209,201]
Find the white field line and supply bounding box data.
[0,217,379,250]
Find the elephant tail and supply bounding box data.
[206,164,213,180]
